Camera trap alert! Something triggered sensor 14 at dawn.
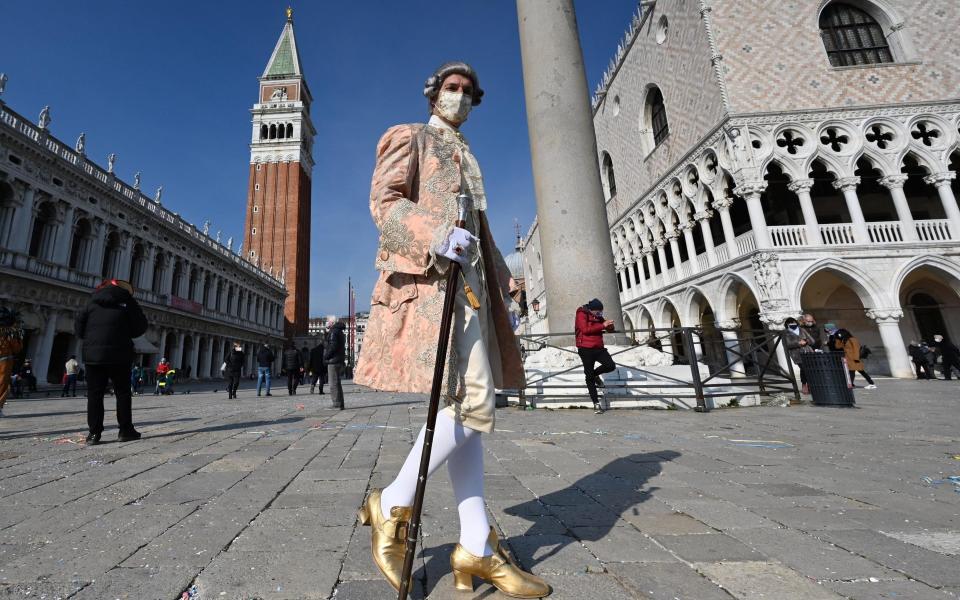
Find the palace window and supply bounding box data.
[649,88,669,145]
[819,3,894,67]
[601,152,617,200]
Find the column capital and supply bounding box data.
[878,174,909,190]
[712,195,734,211]
[924,171,956,188]
[664,229,681,240]
[787,178,815,194]
[715,318,741,329]
[653,238,666,248]
[758,310,797,328]
[832,176,861,191]
[693,209,714,221]
[734,182,767,198]
[865,308,903,323]
[679,220,696,231]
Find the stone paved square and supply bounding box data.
[0,379,958,599]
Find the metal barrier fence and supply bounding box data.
[514,327,799,412]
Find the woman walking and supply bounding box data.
[354,62,549,598]
[832,328,876,389]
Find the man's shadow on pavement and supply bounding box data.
[503,450,680,569]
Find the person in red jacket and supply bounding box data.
[575,298,616,414]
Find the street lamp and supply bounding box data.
[531,298,540,317]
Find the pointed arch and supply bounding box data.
[794,257,888,309]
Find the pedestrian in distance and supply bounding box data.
[19,359,36,394]
[831,327,876,389]
[353,61,546,598]
[0,307,24,415]
[309,339,325,394]
[932,334,960,380]
[75,279,148,445]
[130,363,143,395]
[283,342,303,395]
[783,317,815,394]
[256,343,274,397]
[324,319,346,409]
[154,358,170,394]
[299,344,310,386]
[575,298,616,414]
[225,341,245,399]
[908,340,935,380]
[63,355,79,397]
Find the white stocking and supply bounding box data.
[380,411,493,556]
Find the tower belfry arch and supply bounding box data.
[243,8,315,336]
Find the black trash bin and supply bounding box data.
[801,352,854,406]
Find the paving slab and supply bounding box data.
[696,560,844,599]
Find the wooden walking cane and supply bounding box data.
[396,193,473,600]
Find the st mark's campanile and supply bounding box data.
[244,8,314,336]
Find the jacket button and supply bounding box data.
[390,301,399,310]
[379,250,389,261]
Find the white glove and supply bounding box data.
[436,227,478,265]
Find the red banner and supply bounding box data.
[169,295,202,314]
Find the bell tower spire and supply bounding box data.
[243,8,315,336]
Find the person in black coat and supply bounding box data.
[908,341,935,380]
[324,320,346,409]
[224,341,245,399]
[309,340,325,394]
[282,343,303,395]
[75,279,148,444]
[256,344,275,397]
[932,334,960,380]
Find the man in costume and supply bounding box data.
[0,308,24,415]
[354,62,550,598]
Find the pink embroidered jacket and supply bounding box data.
[353,123,525,398]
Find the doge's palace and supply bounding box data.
[524,0,960,378]
[0,88,287,385]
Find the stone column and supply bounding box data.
[516,0,624,340]
[666,230,682,278]
[681,222,698,274]
[735,182,770,249]
[787,179,820,245]
[924,172,960,238]
[654,240,669,285]
[88,220,107,276]
[201,336,214,379]
[162,253,175,296]
[116,234,133,280]
[157,329,168,361]
[34,311,60,385]
[717,319,745,378]
[833,177,869,243]
[171,331,185,371]
[188,334,200,379]
[8,186,36,253]
[865,309,913,378]
[713,197,738,256]
[52,204,76,266]
[878,175,917,241]
[695,210,717,266]
[641,251,654,289]
[141,245,158,291]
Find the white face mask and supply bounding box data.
[435,91,473,125]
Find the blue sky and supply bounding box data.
[1,0,639,315]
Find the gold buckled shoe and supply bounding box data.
[450,527,551,598]
[357,488,411,592]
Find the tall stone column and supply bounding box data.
[695,210,717,266]
[833,177,869,243]
[116,234,133,280]
[516,0,624,340]
[142,245,158,291]
[188,334,200,379]
[157,329,168,361]
[735,182,770,249]
[713,197,737,256]
[787,179,821,245]
[654,239,668,285]
[88,220,107,276]
[162,253,175,296]
[681,222,697,273]
[202,336,215,379]
[924,172,960,237]
[865,309,913,378]
[666,230,682,278]
[52,204,76,266]
[8,186,36,253]
[172,331,185,371]
[879,175,917,241]
[34,312,60,385]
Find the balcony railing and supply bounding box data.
[769,225,808,247]
[818,223,856,245]
[866,221,904,243]
[696,252,710,272]
[715,242,730,264]
[916,219,952,241]
[734,231,757,255]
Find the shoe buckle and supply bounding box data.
[383,519,409,541]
